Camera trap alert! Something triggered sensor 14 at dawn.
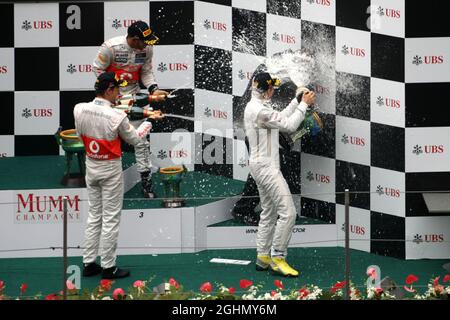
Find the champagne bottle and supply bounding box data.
[291,110,323,143]
[117,92,166,107]
[125,106,156,121]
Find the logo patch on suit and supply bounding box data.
[114,51,128,63]
[134,53,146,64]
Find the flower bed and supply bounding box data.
[0,274,449,300]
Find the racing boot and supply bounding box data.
[82,262,102,277]
[101,266,130,279]
[141,171,156,199]
[270,257,299,277]
[256,255,272,271]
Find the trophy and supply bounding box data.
[55,127,86,187]
[159,165,188,208]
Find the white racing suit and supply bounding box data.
[93,35,157,174]
[244,93,308,258]
[74,97,152,268]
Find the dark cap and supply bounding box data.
[94,72,127,91]
[252,72,281,93]
[127,21,159,45]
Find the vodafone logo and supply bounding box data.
[89,141,100,154]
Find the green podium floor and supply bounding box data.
[0,247,447,299]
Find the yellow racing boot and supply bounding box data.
[256,255,272,271]
[270,257,299,277]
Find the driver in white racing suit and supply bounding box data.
[93,20,168,198]
[75,72,162,279]
[244,72,316,277]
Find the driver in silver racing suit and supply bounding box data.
[75,72,161,279]
[93,20,168,198]
[244,72,316,277]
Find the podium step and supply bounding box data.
[207,217,337,250]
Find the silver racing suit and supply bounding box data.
[74,97,152,268]
[93,35,157,173]
[244,92,308,257]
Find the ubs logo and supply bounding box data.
[313,84,330,96]
[412,144,444,155]
[341,134,365,147]
[412,55,444,66]
[67,64,92,74]
[204,107,228,119]
[341,45,366,57]
[238,69,253,80]
[341,223,365,235]
[157,62,189,73]
[413,233,444,244]
[112,19,137,30]
[376,6,401,18]
[376,185,400,198]
[306,171,331,184]
[203,19,227,31]
[157,149,188,159]
[21,20,53,31]
[0,66,7,74]
[306,0,331,6]
[22,108,53,118]
[272,32,296,44]
[238,158,247,168]
[376,96,401,108]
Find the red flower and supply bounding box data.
[274,280,284,290]
[0,281,4,291]
[100,279,113,291]
[405,274,418,285]
[45,293,60,300]
[443,275,450,283]
[299,288,310,299]
[433,276,440,287]
[112,288,125,300]
[20,283,27,294]
[133,280,145,289]
[403,285,416,293]
[229,287,235,295]
[271,290,277,297]
[366,267,377,279]
[66,280,77,290]
[169,278,179,290]
[200,282,212,293]
[375,287,383,295]
[331,281,346,293]
[239,279,253,289]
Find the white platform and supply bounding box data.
[207,223,338,250]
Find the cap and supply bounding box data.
[252,72,281,93]
[127,21,159,45]
[94,72,127,91]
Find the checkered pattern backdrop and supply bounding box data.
[1,0,450,259]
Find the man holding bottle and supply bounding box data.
[93,20,168,198]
